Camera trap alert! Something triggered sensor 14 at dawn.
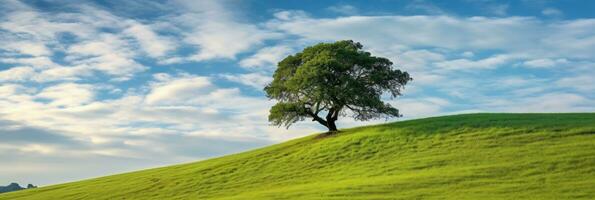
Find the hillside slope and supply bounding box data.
[2,113,594,199]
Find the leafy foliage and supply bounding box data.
[265,40,411,131]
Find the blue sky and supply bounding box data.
[1,0,594,186]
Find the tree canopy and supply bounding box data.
[264,40,411,132]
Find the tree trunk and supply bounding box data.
[309,107,340,132]
[324,107,339,132]
[327,119,338,132]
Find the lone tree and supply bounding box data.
[264,40,411,132]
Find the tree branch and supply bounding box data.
[306,110,328,128]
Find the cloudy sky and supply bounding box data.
[1,0,594,186]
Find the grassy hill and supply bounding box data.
[2,113,594,199]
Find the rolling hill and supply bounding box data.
[1,113,594,199]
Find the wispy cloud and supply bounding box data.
[542,7,563,17]
[169,0,282,62]
[239,45,294,70]
[220,73,273,90]
[327,4,359,15]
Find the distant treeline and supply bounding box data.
[0,183,37,194]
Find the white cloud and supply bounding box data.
[65,34,146,79]
[390,97,450,118]
[0,66,35,82]
[2,41,51,56]
[0,84,35,97]
[172,0,281,61]
[523,58,568,68]
[435,54,517,70]
[221,73,273,89]
[497,76,539,88]
[397,49,446,70]
[0,56,60,69]
[327,4,359,15]
[387,49,447,87]
[545,19,595,58]
[491,92,593,112]
[269,14,595,59]
[124,23,176,58]
[0,2,178,82]
[542,8,563,17]
[19,144,57,154]
[0,9,92,40]
[461,51,474,57]
[185,21,277,61]
[145,76,212,105]
[408,72,444,86]
[556,75,595,92]
[239,45,293,70]
[36,83,95,107]
[273,10,309,21]
[0,73,282,169]
[33,66,93,82]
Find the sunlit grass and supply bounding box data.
[2,113,594,199]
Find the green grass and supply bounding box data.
[2,113,594,199]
